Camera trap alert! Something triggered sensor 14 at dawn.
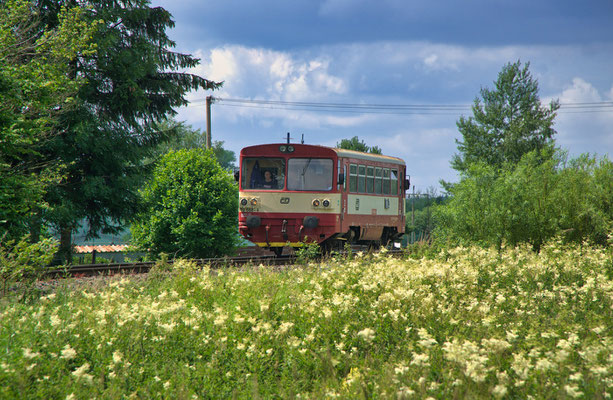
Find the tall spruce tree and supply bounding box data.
[36,0,221,262]
[451,60,559,173]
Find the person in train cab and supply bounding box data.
[261,170,276,189]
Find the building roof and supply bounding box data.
[74,245,129,254]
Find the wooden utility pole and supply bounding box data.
[205,95,213,149]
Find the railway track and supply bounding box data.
[43,254,296,278]
[43,247,404,279]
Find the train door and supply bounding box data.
[338,158,348,233]
[400,166,407,232]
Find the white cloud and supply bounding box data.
[550,78,613,156]
[423,54,438,68]
[172,41,612,188]
[194,46,347,101]
[559,78,601,104]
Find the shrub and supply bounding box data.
[131,149,239,259]
[0,235,57,300]
[434,150,613,251]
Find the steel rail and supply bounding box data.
[43,247,404,279]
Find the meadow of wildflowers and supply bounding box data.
[0,242,612,399]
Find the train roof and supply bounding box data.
[332,148,405,165]
[241,143,405,165]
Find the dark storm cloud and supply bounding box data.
[155,0,613,51]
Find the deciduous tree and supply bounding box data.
[336,136,382,154]
[131,149,239,258]
[151,120,236,170]
[451,60,559,174]
[0,0,95,241]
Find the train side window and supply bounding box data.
[391,169,398,195]
[383,168,390,194]
[358,165,366,193]
[366,166,374,193]
[349,164,357,193]
[375,167,382,194]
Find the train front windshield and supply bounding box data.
[287,158,333,191]
[242,158,286,190]
[241,157,334,191]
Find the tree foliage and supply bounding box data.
[151,120,236,170]
[405,189,445,243]
[434,151,613,251]
[452,60,559,174]
[437,60,612,251]
[131,149,239,258]
[336,136,382,154]
[0,0,96,241]
[35,0,221,262]
[0,235,58,300]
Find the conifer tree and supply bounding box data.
[36,0,221,262]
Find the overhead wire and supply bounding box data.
[187,97,613,115]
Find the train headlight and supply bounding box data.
[240,198,248,206]
[322,199,330,208]
[250,198,258,206]
[279,145,295,153]
[312,199,320,207]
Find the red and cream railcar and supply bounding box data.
[238,143,409,254]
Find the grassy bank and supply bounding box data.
[1,243,612,399]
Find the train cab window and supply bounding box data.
[383,168,390,194]
[391,169,399,195]
[375,167,382,194]
[287,158,333,191]
[242,158,285,190]
[358,165,366,193]
[349,164,357,192]
[366,167,374,193]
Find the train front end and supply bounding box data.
[238,143,342,254]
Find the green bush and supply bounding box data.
[0,235,57,300]
[131,149,239,259]
[434,150,613,251]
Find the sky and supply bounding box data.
[150,0,613,192]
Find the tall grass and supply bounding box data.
[1,241,612,398]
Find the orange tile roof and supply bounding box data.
[74,245,129,254]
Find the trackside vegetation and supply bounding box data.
[1,243,612,398]
[130,148,240,259]
[434,150,613,251]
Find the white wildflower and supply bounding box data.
[357,328,375,342]
[112,350,123,364]
[492,384,508,399]
[60,344,77,360]
[23,348,40,359]
[410,352,430,367]
[72,362,93,384]
[564,384,583,398]
[535,358,554,372]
